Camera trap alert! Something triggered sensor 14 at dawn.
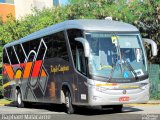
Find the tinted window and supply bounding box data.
[22,39,41,61]
[29,39,40,53]
[3,49,9,64]
[45,31,69,61]
[14,44,26,63]
[76,42,87,75]
[45,35,57,58]
[7,47,18,64]
[37,39,46,60]
[22,41,30,57]
[67,29,83,66]
[56,32,69,61]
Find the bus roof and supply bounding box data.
[4,19,139,48]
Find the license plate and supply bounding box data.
[119,96,129,102]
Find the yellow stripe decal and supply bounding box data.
[96,83,118,87]
[2,82,11,88]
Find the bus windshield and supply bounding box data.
[85,32,147,81]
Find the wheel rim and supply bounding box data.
[17,92,21,105]
[66,95,70,108]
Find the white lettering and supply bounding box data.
[1,114,51,120]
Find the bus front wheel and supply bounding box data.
[16,89,24,108]
[112,105,123,113]
[65,91,75,114]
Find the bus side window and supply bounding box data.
[37,43,46,60]
[22,41,30,58]
[45,35,57,59]
[3,49,9,64]
[30,39,39,53]
[45,31,69,61]
[7,47,18,65]
[55,31,69,61]
[67,29,83,67]
[76,42,87,75]
[30,38,45,60]
[14,44,26,63]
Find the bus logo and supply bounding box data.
[123,89,127,94]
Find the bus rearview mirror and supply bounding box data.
[143,38,157,56]
[75,37,90,57]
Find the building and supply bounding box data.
[14,0,53,19]
[0,0,15,22]
[0,0,55,22]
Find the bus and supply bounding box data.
[2,19,157,114]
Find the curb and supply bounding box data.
[147,101,160,104]
[125,101,160,106]
[0,104,5,106]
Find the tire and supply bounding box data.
[16,89,24,108]
[65,91,75,114]
[112,105,123,113]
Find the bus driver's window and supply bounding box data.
[76,42,87,75]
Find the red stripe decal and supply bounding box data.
[31,60,42,77]
[4,64,14,79]
[23,62,33,78]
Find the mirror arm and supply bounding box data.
[143,38,157,56]
[75,37,90,57]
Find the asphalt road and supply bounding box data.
[0,103,160,120]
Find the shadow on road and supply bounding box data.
[71,106,143,116]
[5,102,66,112]
[4,102,143,115]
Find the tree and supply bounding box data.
[0,0,159,64]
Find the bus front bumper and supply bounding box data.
[87,80,149,106]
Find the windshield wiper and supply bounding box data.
[106,33,124,82]
[113,33,124,74]
[113,33,138,80]
[107,57,119,82]
[123,58,139,80]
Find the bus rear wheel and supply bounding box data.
[65,91,75,114]
[16,89,24,108]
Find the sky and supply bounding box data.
[61,0,69,5]
[53,0,69,6]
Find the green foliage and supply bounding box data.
[0,82,2,98]
[150,93,160,100]
[0,0,159,47]
[0,62,2,98]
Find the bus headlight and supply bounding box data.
[95,86,107,92]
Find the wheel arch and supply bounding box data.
[61,82,74,104]
[15,86,24,101]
